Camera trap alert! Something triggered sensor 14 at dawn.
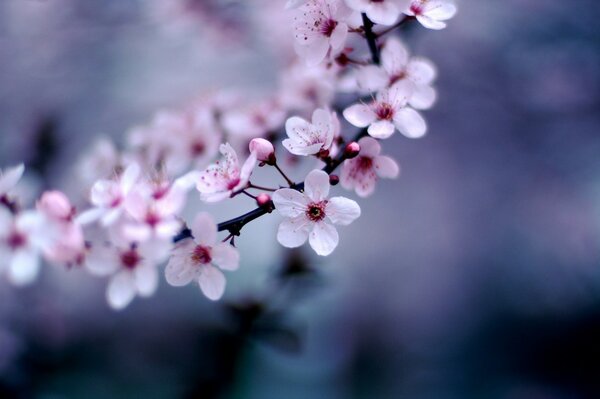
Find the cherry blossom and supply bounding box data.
[273,169,361,256]
[0,164,24,200]
[249,138,275,163]
[341,137,399,197]
[0,208,49,286]
[221,98,286,143]
[85,241,161,310]
[196,143,257,202]
[165,213,239,300]
[343,80,426,139]
[293,0,356,66]
[356,37,437,109]
[283,108,339,156]
[345,0,409,26]
[279,62,336,113]
[404,0,457,30]
[77,163,141,226]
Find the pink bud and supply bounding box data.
[256,193,271,207]
[344,142,361,159]
[37,190,74,221]
[329,175,340,186]
[249,138,276,164]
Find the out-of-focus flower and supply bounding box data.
[343,81,426,139]
[196,143,257,202]
[78,163,141,226]
[341,137,399,197]
[0,164,24,199]
[356,37,437,109]
[283,108,339,156]
[165,213,239,300]
[85,241,161,310]
[345,0,409,26]
[404,0,456,30]
[279,62,337,113]
[221,98,286,143]
[249,138,276,163]
[0,207,49,286]
[273,169,360,256]
[77,138,120,185]
[293,0,356,66]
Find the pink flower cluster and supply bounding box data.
[0,0,456,309]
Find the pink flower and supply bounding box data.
[343,81,426,139]
[0,164,24,199]
[357,37,437,109]
[0,208,49,286]
[405,0,457,30]
[221,98,285,142]
[249,138,275,163]
[197,143,257,202]
[85,241,161,310]
[340,137,399,197]
[283,108,339,156]
[78,163,141,226]
[273,169,360,256]
[165,213,240,301]
[345,0,408,26]
[279,61,336,113]
[293,0,355,66]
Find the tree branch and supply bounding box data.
[361,13,380,65]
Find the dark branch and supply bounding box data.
[361,13,380,65]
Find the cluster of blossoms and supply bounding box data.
[0,0,456,309]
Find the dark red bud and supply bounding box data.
[329,175,340,186]
[344,142,360,159]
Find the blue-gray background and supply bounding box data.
[0,1,599,398]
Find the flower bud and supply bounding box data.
[249,138,276,164]
[37,190,75,221]
[329,175,340,186]
[344,141,360,159]
[256,193,272,207]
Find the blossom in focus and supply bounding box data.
[356,37,437,109]
[273,169,360,256]
[78,163,141,226]
[343,81,426,139]
[85,241,161,310]
[283,108,339,156]
[249,138,275,163]
[0,207,49,286]
[196,143,257,202]
[404,0,457,30]
[165,213,239,300]
[293,0,355,66]
[341,137,399,197]
[345,0,409,26]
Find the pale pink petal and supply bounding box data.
[282,140,324,156]
[239,151,257,182]
[120,163,140,195]
[357,136,381,158]
[374,155,400,178]
[303,37,330,66]
[343,104,376,127]
[273,188,308,218]
[366,2,400,26]
[122,223,152,243]
[407,58,437,84]
[277,216,311,248]
[285,116,312,142]
[425,2,457,20]
[107,271,136,310]
[85,245,119,276]
[326,197,361,226]
[416,14,446,30]
[309,222,339,256]
[76,208,104,225]
[368,120,396,139]
[356,65,388,92]
[200,191,232,203]
[165,239,197,286]
[382,37,409,74]
[0,164,24,194]
[211,243,240,271]
[155,219,182,238]
[355,176,377,197]
[409,85,437,110]
[329,23,348,50]
[393,108,427,138]
[134,264,158,297]
[198,265,226,301]
[100,208,123,226]
[304,169,330,201]
[8,250,39,286]
[191,212,217,246]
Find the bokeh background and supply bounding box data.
[1,0,600,398]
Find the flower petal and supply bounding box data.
[191,212,217,246]
[374,155,400,178]
[277,216,310,248]
[309,222,339,256]
[273,188,308,218]
[134,264,158,297]
[393,108,427,138]
[326,197,361,226]
[165,239,197,287]
[211,243,240,271]
[368,120,396,139]
[198,265,226,301]
[357,136,381,158]
[343,104,376,128]
[107,271,136,310]
[409,84,437,110]
[8,250,39,286]
[0,164,24,195]
[304,169,330,201]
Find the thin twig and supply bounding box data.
[361,13,380,65]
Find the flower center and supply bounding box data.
[145,211,161,227]
[389,70,407,85]
[191,141,205,156]
[7,230,26,250]
[358,156,373,170]
[376,103,395,120]
[120,249,141,269]
[191,245,212,265]
[306,201,327,222]
[319,18,337,37]
[227,177,241,191]
[410,0,426,15]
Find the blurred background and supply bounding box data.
[1,0,600,398]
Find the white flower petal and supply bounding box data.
[165,239,197,287]
[107,271,136,310]
[120,163,140,195]
[356,65,388,92]
[191,212,217,246]
[198,265,226,301]
[329,23,348,50]
[277,216,311,248]
[134,264,158,297]
[304,169,330,201]
[8,250,39,286]
[272,189,308,218]
[407,58,437,85]
[309,222,339,256]
[416,14,446,30]
[393,108,427,138]
[409,84,437,110]
[368,120,396,139]
[374,155,400,179]
[326,197,361,226]
[382,37,409,74]
[343,104,376,127]
[211,243,240,271]
[426,2,457,20]
[357,136,381,158]
[0,164,24,195]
